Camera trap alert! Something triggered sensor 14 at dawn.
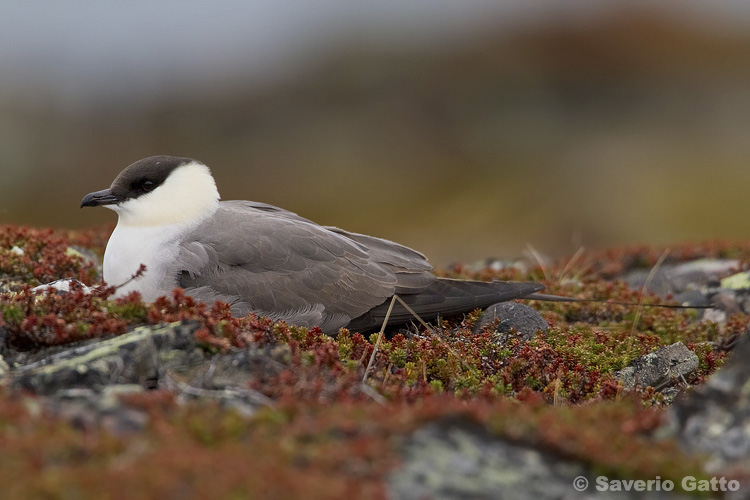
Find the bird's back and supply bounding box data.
[176,200,438,332]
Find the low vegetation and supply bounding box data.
[0,224,746,498]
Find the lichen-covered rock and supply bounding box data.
[616,342,699,392]
[474,302,548,340]
[4,322,295,429]
[664,332,750,477]
[8,321,204,395]
[388,418,691,500]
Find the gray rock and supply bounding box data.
[710,291,743,315]
[624,259,738,298]
[474,302,547,341]
[9,321,204,395]
[672,289,710,309]
[32,278,95,295]
[694,287,750,322]
[730,289,750,316]
[4,321,294,430]
[3,321,297,432]
[624,268,674,297]
[387,418,691,500]
[663,332,750,477]
[616,342,699,391]
[465,257,531,275]
[43,385,149,435]
[162,345,291,415]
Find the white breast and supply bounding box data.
[101,160,221,301]
[103,224,185,300]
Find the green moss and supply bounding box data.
[0,304,23,323]
[105,301,149,322]
[389,347,408,367]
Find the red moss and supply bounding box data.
[0,225,103,284]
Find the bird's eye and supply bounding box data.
[142,180,155,191]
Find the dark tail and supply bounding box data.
[346,278,545,332]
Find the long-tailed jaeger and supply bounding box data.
[81,156,545,333]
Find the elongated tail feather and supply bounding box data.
[346,278,545,332]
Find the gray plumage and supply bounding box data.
[175,201,544,333]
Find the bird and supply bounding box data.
[81,155,546,334]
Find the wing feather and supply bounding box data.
[175,201,434,330]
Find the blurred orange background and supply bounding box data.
[3,2,750,266]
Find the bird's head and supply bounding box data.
[81,155,220,227]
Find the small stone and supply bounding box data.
[32,278,94,295]
[474,302,547,341]
[709,292,742,315]
[672,289,709,309]
[623,268,673,297]
[616,342,698,390]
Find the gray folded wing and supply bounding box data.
[175,200,545,334]
[176,201,436,332]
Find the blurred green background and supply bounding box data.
[3,2,750,266]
